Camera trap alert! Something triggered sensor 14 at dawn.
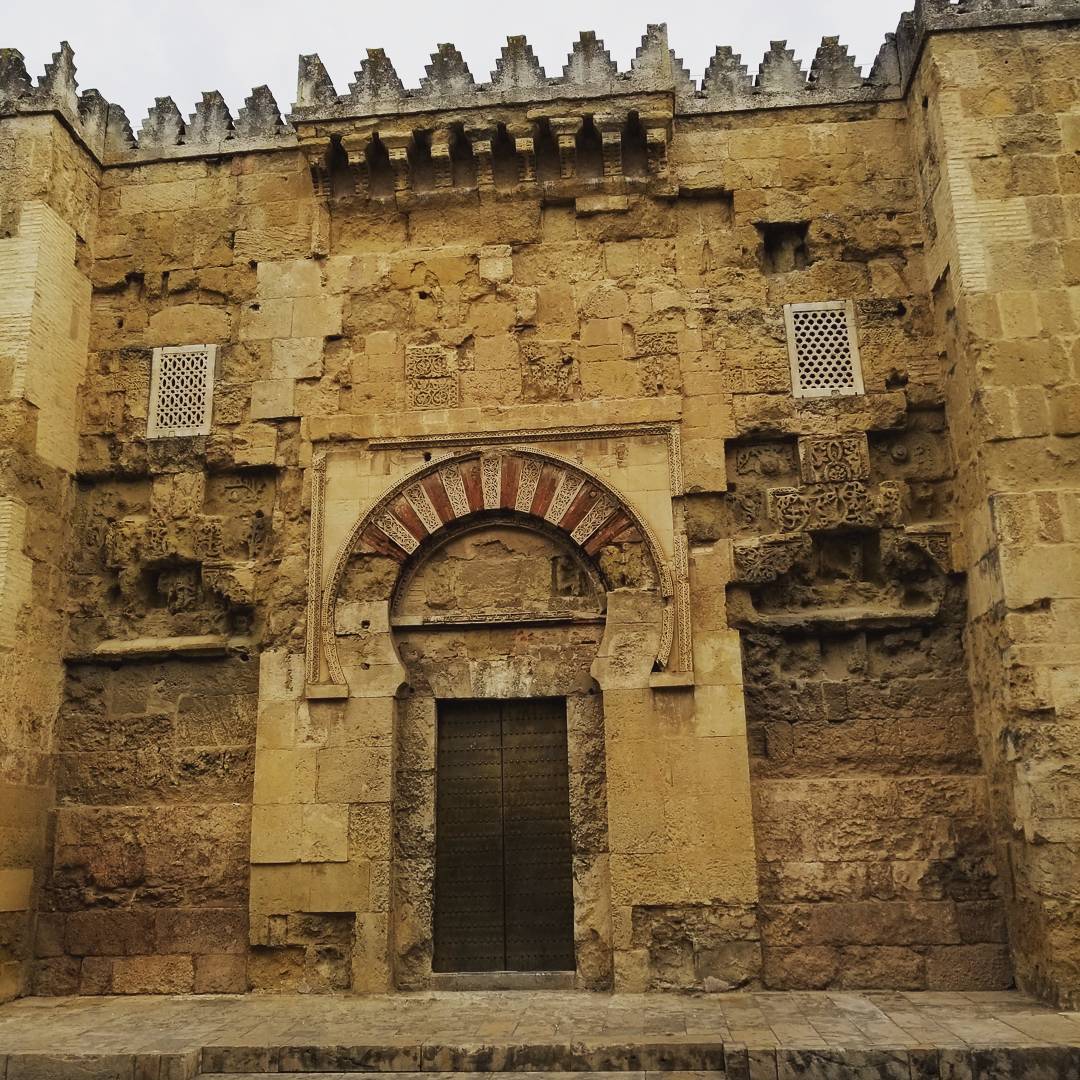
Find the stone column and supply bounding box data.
[911,26,1080,1007]
[0,113,98,1000]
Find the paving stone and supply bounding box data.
[1,992,1079,1078]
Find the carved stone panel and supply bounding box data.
[732,534,814,585]
[768,481,907,532]
[406,344,458,410]
[797,435,870,484]
[407,377,459,410]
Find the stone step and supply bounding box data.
[200,1074,723,1080]
[200,1045,730,1075]
[9,1047,1080,1079]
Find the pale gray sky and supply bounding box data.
[7,1,912,123]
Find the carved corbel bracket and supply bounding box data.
[882,526,955,575]
[511,131,537,183]
[640,110,673,176]
[464,122,498,190]
[429,128,454,188]
[299,137,333,197]
[379,130,413,193]
[340,132,373,197]
[594,113,624,178]
[731,533,814,586]
[201,560,256,608]
[548,116,582,179]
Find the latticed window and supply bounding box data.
[784,301,864,399]
[147,345,217,438]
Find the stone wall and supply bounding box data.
[0,112,98,1001]
[910,25,1080,1009]
[0,4,1077,1004]
[34,656,256,994]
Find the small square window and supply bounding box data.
[784,301,864,399]
[147,345,217,438]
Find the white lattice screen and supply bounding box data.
[784,301,864,399]
[147,345,217,438]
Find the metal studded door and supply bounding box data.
[434,698,575,973]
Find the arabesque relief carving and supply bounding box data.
[768,480,906,533]
[797,435,871,484]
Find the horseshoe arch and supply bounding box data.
[313,447,675,691]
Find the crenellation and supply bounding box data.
[295,53,338,111]
[867,34,903,89]
[756,41,807,93]
[419,44,476,98]
[628,24,684,90]
[234,85,287,141]
[186,91,234,146]
[699,47,753,100]
[808,37,864,91]
[103,103,136,156]
[33,41,79,113]
[562,31,620,90]
[347,49,406,106]
[137,96,184,150]
[76,88,110,148]
[0,48,32,109]
[489,36,547,92]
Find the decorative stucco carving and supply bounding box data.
[731,534,814,586]
[797,434,871,484]
[768,480,907,532]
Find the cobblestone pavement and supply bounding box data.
[0,991,1078,1077]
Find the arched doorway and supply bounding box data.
[320,449,671,989]
[389,517,608,987]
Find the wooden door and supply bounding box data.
[433,698,575,973]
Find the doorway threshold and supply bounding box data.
[429,971,575,991]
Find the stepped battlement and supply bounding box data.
[2,0,1079,164]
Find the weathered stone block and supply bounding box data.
[316,744,392,803]
[111,955,194,994]
[193,953,247,993]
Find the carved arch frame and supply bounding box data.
[310,446,675,693]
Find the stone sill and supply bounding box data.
[733,601,942,633]
[650,671,695,689]
[68,635,255,662]
[428,970,575,991]
[391,613,605,630]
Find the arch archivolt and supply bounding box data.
[310,446,676,692]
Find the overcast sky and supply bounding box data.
[6,0,912,123]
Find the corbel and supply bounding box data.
[594,113,625,179]
[430,128,454,188]
[299,137,332,197]
[508,122,536,184]
[640,111,673,177]
[378,130,413,194]
[549,116,582,180]
[465,122,497,191]
[341,132,373,198]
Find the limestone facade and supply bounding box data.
[0,1,1078,1007]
